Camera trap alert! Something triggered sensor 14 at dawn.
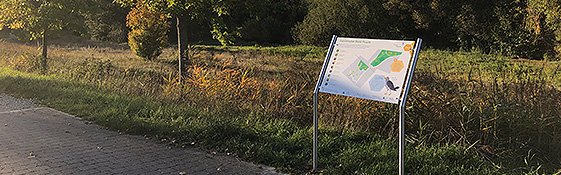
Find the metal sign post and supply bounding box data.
[313,35,338,172]
[312,36,422,174]
[398,38,422,175]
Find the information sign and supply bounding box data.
[318,37,416,104]
[312,36,422,175]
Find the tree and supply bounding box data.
[295,0,560,59]
[115,0,231,78]
[217,0,307,44]
[294,0,403,46]
[0,0,86,73]
[525,0,561,60]
[83,0,129,42]
[127,2,169,60]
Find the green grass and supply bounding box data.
[418,49,561,87]
[0,38,560,174]
[0,67,494,174]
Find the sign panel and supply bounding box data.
[318,37,416,104]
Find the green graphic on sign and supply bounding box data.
[358,60,368,71]
[370,50,402,67]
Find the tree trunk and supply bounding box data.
[176,15,189,79]
[41,29,48,74]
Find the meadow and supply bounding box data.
[0,36,560,174]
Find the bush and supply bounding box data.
[126,2,168,60]
[223,0,307,44]
[83,0,128,43]
[294,0,402,46]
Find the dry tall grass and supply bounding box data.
[1,39,560,171]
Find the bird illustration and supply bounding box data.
[384,76,399,94]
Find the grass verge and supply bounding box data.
[1,38,560,174]
[0,67,496,174]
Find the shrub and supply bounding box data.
[126,2,168,60]
[221,0,307,44]
[294,0,402,46]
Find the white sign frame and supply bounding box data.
[312,35,422,175]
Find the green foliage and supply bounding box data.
[217,0,307,44]
[525,0,561,60]
[210,18,238,46]
[0,0,89,73]
[295,0,561,59]
[83,0,129,42]
[491,2,538,58]
[115,0,237,46]
[0,0,86,40]
[294,0,403,46]
[113,0,308,45]
[126,3,169,60]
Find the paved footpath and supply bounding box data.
[0,94,280,175]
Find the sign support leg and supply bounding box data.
[399,103,405,175]
[397,38,422,175]
[312,91,319,172]
[312,35,337,173]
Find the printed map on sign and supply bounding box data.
[318,37,416,104]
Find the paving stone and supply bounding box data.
[0,94,282,175]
